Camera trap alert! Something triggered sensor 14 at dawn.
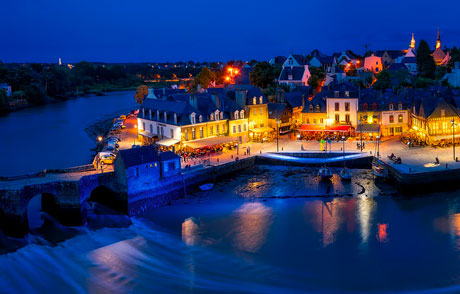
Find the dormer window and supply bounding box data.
[190,113,196,124]
[164,111,167,122]
[253,97,256,105]
[288,74,293,80]
[309,105,314,111]
[149,109,152,120]
[240,110,244,118]
[372,103,377,111]
[234,110,239,120]
[398,103,403,110]
[199,115,203,123]
[157,110,160,120]
[210,113,214,121]
[220,112,223,119]
[345,91,349,98]
[316,104,320,111]
[363,103,368,111]
[174,113,177,124]
[389,103,394,111]
[142,108,145,117]
[259,97,263,104]
[215,110,220,121]
[334,91,339,98]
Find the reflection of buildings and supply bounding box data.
[182,217,200,246]
[377,223,388,243]
[233,202,273,253]
[357,197,376,245]
[304,200,342,247]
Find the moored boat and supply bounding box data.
[199,183,214,191]
[318,167,333,179]
[339,168,352,180]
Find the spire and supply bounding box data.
[436,28,441,50]
[410,33,415,49]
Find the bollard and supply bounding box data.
[260,150,262,154]
[446,163,448,168]
[409,167,411,172]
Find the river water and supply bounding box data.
[0,91,136,176]
[2,166,460,293]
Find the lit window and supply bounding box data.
[389,115,394,123]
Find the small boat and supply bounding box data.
[199,183,214,191]
[339,168,352,180]
[372,165,388,178]
[318,167,333,179]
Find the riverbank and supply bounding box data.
[4,87,138,114]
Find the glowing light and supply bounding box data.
[234,69,239,74]
[98,136,103,142]
[225,76,230,81]
[377,223,388,243]
[367,116,373,124]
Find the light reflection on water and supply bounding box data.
[5,166,460,293]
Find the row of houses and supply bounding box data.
[297,82,460,143]
[275,30,452,90]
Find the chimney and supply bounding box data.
[302,94,305,109]
[174,113,177,124]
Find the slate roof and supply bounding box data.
[142,97,198,125]
[153,88,186,99]
[284,92,304,108]
[375,50,406,59]
[316,56,335,65]
[387,63,408,72]
[279,66,306,81]
[324,81,359,98]
[292,54,308,65]
[270,56,287,65]
[235,64,252,85]
[118,145,159,168]
[402,57,417,64]
[159,151,180,162]
[268,103,288,120]
[303,92,327,113]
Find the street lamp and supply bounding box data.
[97,136,103,142]
[451,119,457,161]
[376,135,380,158]
[276,119,280,152]
[342,135,346,157]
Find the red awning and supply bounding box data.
[324,125,351,132]
[299,124,325,132]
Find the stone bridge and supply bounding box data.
[0,170,118,236]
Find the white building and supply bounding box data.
[0,83,12,97]
[278,54,311,89]
[326,88,359,128]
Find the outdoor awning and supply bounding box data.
[250,127,274,134]
[356,124,380,133]
[299,124,325,132]
[184,136,238,149]
[156,138,180,147]
[139,130,157,138]
[430,135,457,141]
[325,125,351,132]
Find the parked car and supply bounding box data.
[106,136,120,142]
[120,115,127,120]
[131,144,141,148]
[98,152,116,164]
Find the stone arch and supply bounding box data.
[89,185,127,214]
[26,193,62,231]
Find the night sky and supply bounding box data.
[1,0,460,63]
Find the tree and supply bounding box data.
[416,40,436,79]
[373,70,391,90]
[249,62,274,89]
[194,67,215,89]
[448,47,460,69]
[0,90,9,113]
[435,66,448,80]
[24,83,45,105]
[307,66,326,92]
[134,85,149,105]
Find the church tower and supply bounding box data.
[410,33,415,49]
[436,28,441,49]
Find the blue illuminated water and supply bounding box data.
[2,166,460,293]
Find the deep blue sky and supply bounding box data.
[1,0,459,63]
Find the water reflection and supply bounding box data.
[303,200,342,247]
[232,202,273,253]
[182,217,200,246]
[357,197,376,245]
[377,223,389,243]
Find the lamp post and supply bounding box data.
[277,119,280,152]
[342,135,345,157]
[451,119,457,161]
[376,135,380,158]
